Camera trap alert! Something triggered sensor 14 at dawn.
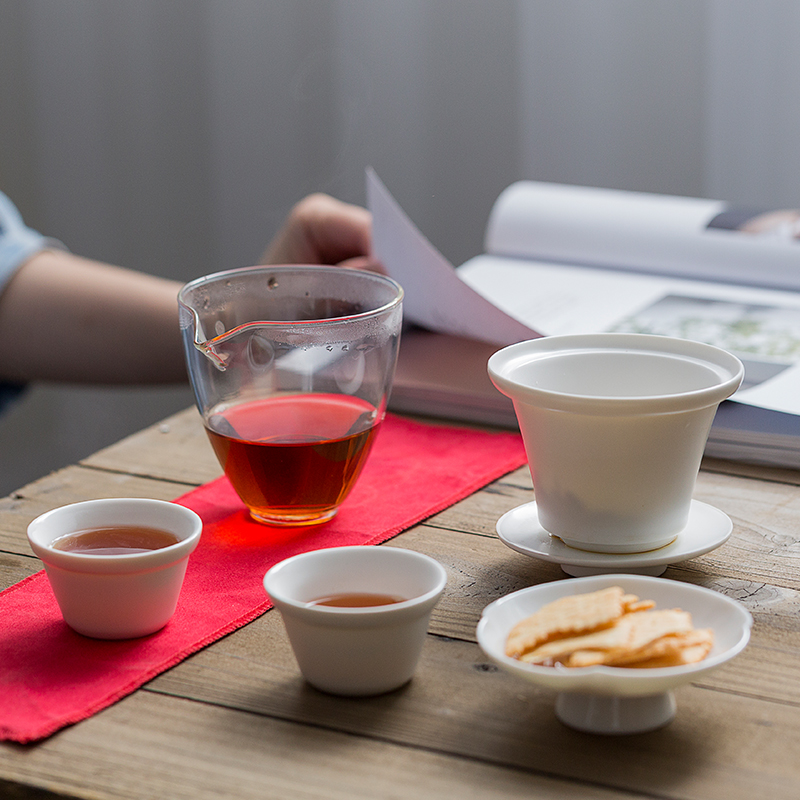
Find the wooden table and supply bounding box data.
[1,407,799,799]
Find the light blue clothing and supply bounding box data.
[0,192,60,411]
[0,191,51,291]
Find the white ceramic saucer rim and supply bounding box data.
[496,499,732,569]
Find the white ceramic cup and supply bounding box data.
[27,498,203,639]
[488,333,744,553]
[263,546,447,696]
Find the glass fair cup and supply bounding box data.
[488,334,744,554]
[263,546,447,696]
[179,265,403,527]
[27,498,203,639]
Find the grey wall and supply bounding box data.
[1,0,799,495]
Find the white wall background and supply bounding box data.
[1,0,799,494]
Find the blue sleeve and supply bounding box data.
[0,191,63,294]
[0,192,64,412]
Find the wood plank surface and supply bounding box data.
[79,407,220,485]
[0,691,634,800]
[2,410,800,799]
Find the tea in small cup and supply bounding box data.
[488,333,743,554]
[27,498,203,639]
[263,546,447,695]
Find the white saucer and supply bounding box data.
[496,500,732,576]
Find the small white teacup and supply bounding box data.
[488,333,743,554]
[263,546,447,696]
[27,498,203,639]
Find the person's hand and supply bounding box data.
[260,193,379,270]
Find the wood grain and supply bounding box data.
[2,410,800,799]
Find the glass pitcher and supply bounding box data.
[178,265,403,526]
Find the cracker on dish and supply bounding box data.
[506,586,712,669]
[505,586,653,659]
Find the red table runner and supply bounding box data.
[0,414,525,743]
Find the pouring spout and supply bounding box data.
[196,340,231,370]
[180,301,232,370]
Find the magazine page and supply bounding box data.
[735,365,800,414]
[485,182,800,292]
[459,254,800,395]
[366,168,537,346]
[368,168,800,425]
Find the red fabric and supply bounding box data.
[0,414,525,743]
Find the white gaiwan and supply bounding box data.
[477,574,752,734]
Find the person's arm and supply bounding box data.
[0,249,186,384]
[0,193,374,385]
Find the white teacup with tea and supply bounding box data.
[264,546,447,696]
[27,498,203,639]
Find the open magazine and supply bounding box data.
[368,169,800,468]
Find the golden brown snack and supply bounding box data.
[507,586,713,669]
[505,586,650,658]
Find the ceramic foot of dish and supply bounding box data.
[554,690,677,735]
[562,563,669,577]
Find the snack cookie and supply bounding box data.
[506,585,713,669]
[505,586,653,658]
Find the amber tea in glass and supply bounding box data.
[180,265,403,527]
